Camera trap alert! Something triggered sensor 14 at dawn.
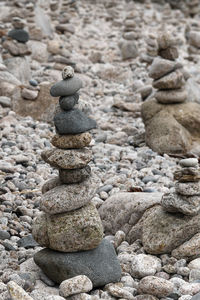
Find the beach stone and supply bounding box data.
[34,238,121,287]
[175,182,200,196]
[191,292,200,299]
[12,17,26,29]
[50,77,82,97]
[0,96,11,107]
[59,276,93,298]
[174,169,200,183]
[51,132,92,149]
[42,177,61,194]
[41,148,92,170]
[8,29,29,43]
[189,32,200,49]
[153,70,185,90]
[131,254,162,278]
[120,41,138,60]
[138,276,174,298]
[40,175,97,214]
[155,88,187,104]
[135,296,159,300]
[159,46,179,61]
[32,202,104,252]
[59,166,91,184]
[189,258,200,270]
[157,32,176,50]
[54,109,97,135]
[172,233,200,260]
[62,66,74,79]
[21,88,38,100]
[149,58,181,80]
[98,192,163,242]
[161,193,200,216]
[59,93,79,111]
[141,205,200,254]
[7,281,34,300]
[106,283,135,299]
[180,159,199,168]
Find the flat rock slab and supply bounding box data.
[32,202,104,252]
[149,57,181,80]
[51,132,92,149]
[41,148,92,169]
[155,88,187,104]
[50,77,82,97]
[54,109,97,135]
[141,205,200,254]
[172,232,200,261]
[153,69,185,90]
[98,192,163,242]
[34,238,121,287]
[40,175,98,214]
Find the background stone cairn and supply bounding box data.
[185,20,200,60]
[32,66,121,287]
[162,158,200,216]
[140,33,158,64]
[149,32,187,105]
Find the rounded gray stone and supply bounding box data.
[40,175,98,214]
[54,109,97,135]
[180,158,199,168]
[59,93,79,111]
[59,166,91,184]
[175,182,200,196]
[34,238,121,287]
[50,77,82,97]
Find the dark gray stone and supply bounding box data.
[8,29,29,43]
[29,79,38,86]
[17,234,39,248]
[0,229,10,240]
[34,238,121,288]
[59,166,91,184]
[54,109,97,135]
[59,93,79,111]
[50,77,82,97]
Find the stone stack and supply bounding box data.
[32,66,121,288]
[141,33,158,64]
[122,11,140,41]
[2,17,30,58]
[185,0,200,17]
[149,32,186,104]
[185,21,200,58]
[162,158,200,216]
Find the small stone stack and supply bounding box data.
[141,33,158,64]
[185,21,200,58]
[122,11,140,41]
[149,32,187,104]
[2,17,30,58]
[161,158,200,216]
[32,66,121,288]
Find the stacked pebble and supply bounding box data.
[149,32,187,104]
[8,17,29,43]
[32,66,121,288]
[185,21,200,58]
[161,158,200,216]
[122,11,140,41]
[141,33,158,64]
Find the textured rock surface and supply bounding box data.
[131,254,162,278]
[34,239,121,287]
[172,233,200,260]
[40,175,98,214]
[141,205,200,254]
[153,69,185,90]
[138,276,174,298]
[7,281,34,300]
[59,93,79,111]
[54,109,97,135]
[59,166,91,184]
[41,148,92,169]
[51,132,92,149]
[98,192,163,241]
[50,77,82,97]
[32,203,104,252]
[155,88,187,104]
[59,276,93,298]
[149,57,181,80]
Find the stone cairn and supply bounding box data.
[161,158,200,216]
[185,21,200,59]
[32,66,121,288]
[140,33,158,64]
[149,32,187,104]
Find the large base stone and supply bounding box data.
[34,239,121,288]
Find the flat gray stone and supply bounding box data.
[180,158,199,168]
[59,166,91,184]
[155,88,187,104]
[41,148,92,169]
[149,57,181,80]
[32,202,104,252]
[40,175,98,214]
[50,77,82,97]
[59,93,79,111]
[34,238,121,287]
[153,70,185,90]
[175,181,200,196]
[54,109,97,135]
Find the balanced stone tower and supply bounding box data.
[32,66,121,287]
[162,158,200,216]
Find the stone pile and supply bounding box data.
[141,33,158,64]
[162,158,200,216]
[32,66,121,288]
[141,31,200,156]
[2,17,30,58]
[185,21,200,59]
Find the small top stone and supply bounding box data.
[12,17,26,29]
[157,32,176,50]
[179,158,199,168]
[62,66,74,80]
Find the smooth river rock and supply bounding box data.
[59,93,79,111]
[59,166,91,184]
[54,109,97,135]
[50,77,82,97]
[32,203,104,252]
[34,239,121,287]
